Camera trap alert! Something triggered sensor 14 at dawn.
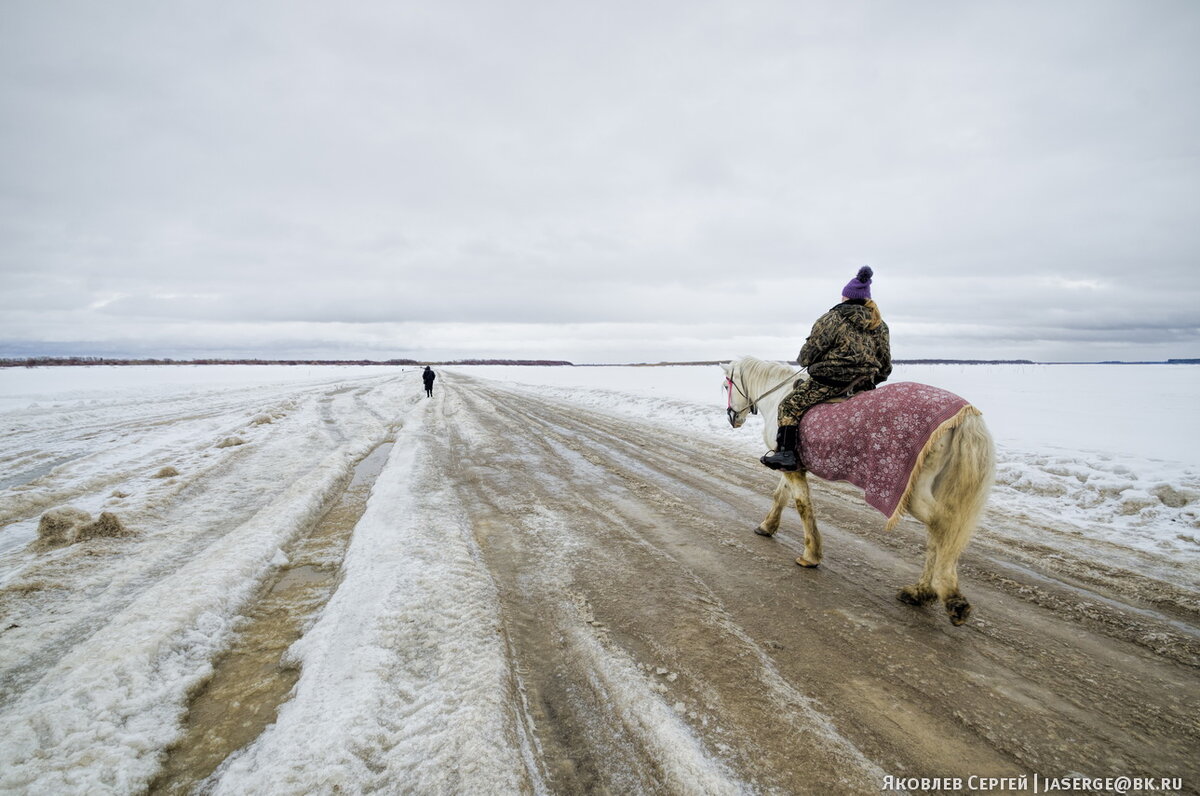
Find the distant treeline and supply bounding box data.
[441,359,574,366]
[578,361,726,367]
[3,356,1196,369]
[1,357,576,368]
[3,357,421,368]
[893,359,1036,365]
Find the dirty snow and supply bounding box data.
[0,361,1197,792]
[0,366,416,792]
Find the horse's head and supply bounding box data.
[722,359,757,429]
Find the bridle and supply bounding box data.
[725,369,757,426]
[725,365,803,428]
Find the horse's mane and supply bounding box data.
[735,356,798,391]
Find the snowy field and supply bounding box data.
[0,362,1197,792]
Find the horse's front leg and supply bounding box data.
[786,471,822,567]
[754,475,790,537]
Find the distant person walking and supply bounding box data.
[422,366,436,398]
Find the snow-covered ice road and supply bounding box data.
[1,367,1198,793]
[0,369,414,792]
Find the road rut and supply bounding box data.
[431,371,1198,793]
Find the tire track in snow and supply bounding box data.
[149,440,396,795]
[207,400,539,795]
[440,379,885,793]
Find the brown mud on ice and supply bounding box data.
[431,373,1200,794]
[149,442,394,795]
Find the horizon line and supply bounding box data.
[3,356,1199,368]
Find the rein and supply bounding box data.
[726,364,804,426]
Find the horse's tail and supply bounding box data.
[937,410,995,536]
[889,407,995,539]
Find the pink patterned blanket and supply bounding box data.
[799,382,976,527]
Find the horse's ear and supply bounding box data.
[721,361,733,375]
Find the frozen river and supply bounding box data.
[0,363,1196,793]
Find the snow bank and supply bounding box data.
[210,404,536,794]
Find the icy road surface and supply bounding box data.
[0,366,1197,794]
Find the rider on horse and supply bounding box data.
[760,266,893,471]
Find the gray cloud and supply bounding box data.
[2,0,1198,362]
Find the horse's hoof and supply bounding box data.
[795,557,819,568]
[754,526,775,537]
[896,586,936,607]
[945,596,972,626]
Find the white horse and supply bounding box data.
[723,356,995,625]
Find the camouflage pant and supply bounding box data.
[777,379,848,427]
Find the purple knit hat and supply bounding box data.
[842,266,873,300]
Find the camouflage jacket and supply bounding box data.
[798,301,892,389]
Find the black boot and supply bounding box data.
[760,424,801,471]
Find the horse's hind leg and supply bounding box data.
[754,475,790,537]
[787,471,822,567]
[929,516,974,625]
[897,542,938,607]
[902,511,974,623]
[919,420,993,626]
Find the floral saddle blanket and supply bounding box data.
[799,381,979,529]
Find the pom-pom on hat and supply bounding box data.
[842,266,873,300]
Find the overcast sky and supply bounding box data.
[2,1,1198,363]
